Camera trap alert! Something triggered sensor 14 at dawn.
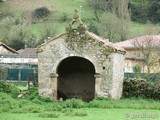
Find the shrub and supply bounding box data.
[133,64,141,79]
[24,87,38,100]
[94,97,109,101]
[32,98,43,105]
[11,109,24,113]
[62,98,85,108]
[44,104,63,112]
[63,109,75,116]
[22,104,42,113]
[123,78,160,99]
[0,81,20,98]
[32,7,50,20]
[37,96,53,102]
[74,110,88,117]
[88,100,112,108]
[39,112,59,118]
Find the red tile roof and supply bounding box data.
[114,35,160,49]
[18,48,37,55]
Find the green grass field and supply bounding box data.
[1,0,159,41]
[1,91,160,120]
[1,108,160,120]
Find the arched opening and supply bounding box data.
[57,56,95,101]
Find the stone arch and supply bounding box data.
[56,56,96,101]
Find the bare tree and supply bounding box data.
[132,36,160,80]
[112,0,130,40]
[98,12,130,42]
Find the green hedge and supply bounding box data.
[123,78,160,100]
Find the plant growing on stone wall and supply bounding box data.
[65,10,88,54]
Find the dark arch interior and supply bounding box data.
[57,57,95,101]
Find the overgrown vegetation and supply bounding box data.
[130,0,160,24]
[123,78,160,100]
[32,7,50,21]
[0,0,160,50]
[0,81,20,98]
[133,64,141,79]
[0,81,160,119]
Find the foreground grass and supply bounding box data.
[0,92,160,120]
[1,108,160,120]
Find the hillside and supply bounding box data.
[0,0,160,49]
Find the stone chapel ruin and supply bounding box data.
[36,11,125,101]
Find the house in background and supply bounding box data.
[115,35,160,75]
[18,48,37,55]
[0,44,38,82]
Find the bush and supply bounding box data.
[39,112,59,118]
[32,7,50,20]
[74,110,88,117]
[123,78,160,99]
[24,87,38,100]
[63,109,75,116]
[36,96,53,102]
[44,104,63,112]
[0,81,20,98]
[94,97,109,101]
[133,64,141,79]
[88,99,112,108]
[62,98,85,108]
[22,104,42,113]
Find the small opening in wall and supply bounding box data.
[103,67,105,70]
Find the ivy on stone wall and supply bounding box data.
[65,10,114,63]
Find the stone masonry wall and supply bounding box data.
[37,16,125,100]
[109,53,125,99]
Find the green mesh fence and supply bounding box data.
[8,68,38,82]
[124,73,160,82]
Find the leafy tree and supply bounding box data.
[148,0,160,23]
[37,24,58,46]
[7,27,25,50]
